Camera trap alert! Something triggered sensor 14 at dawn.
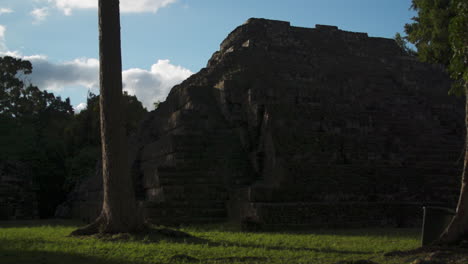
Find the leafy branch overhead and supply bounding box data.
[405,0,468,95]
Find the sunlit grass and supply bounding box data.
[0,220,421,264]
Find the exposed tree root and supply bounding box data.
[436,181,468,245]
[69,216,104,236]
[69,214,147,236]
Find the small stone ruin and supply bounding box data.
[0,161,38,220]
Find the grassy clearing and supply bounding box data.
[0,220,422,264]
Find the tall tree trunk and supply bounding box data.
[438,83,468,244]
[71,0,143,235]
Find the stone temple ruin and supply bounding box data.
[0,161,38,220]
[71,18,464,229]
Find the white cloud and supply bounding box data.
[120,0,176,13]
[52,0,95,16]
[74,102,87,112]
[30,7,50,24]
[2,49,192,109]
[50,0,177,15]
[28,57,100,92]
[0,23,191,109]
[123,59,193,109]
[0,50,99,92]
[0,8,13,15]
[0,25,5,39]
[0,25,6,52]
[25,57,192,109]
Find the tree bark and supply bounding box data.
[438,83,468,244]
[71,0,143,235]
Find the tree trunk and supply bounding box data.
[438,83,468,244]
[71,0,143,235]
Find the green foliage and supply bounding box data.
[394,32,417,56]
[0,56,148,217]
[0,56,75,217]
[405,0,468,94]
[122,91,148,133]
[153,100,161,110]
[0,56,73,118]
[64,91,147,190]
[0,220,420,264]
[447,0,468,92]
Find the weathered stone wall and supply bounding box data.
[0,161,38,220]
[71,18,464,228]
[215,19,463,227]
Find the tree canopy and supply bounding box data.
[405,0,468,94]
[394,32,417,56]
[0,55,148,218]
[406,0,468,245]
[1,56,74,217]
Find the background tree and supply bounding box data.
[1,58,147,220]
[0,56,74,217]
[394,32,417,56]
[71,0,144,235]
[406,0,468,244]
[64,91,147,193]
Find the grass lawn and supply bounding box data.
[0,220,422,264]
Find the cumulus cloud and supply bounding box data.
[26,57,192,109]
[2,50,192,109]
[49,0,177,15]
[0,8,13,15]
[0,24,191,109]
[120,0,177,13]
[123,59,193,109]
[30,7,50,24]
[52,0,95,16]
[74,102,87,112]
[27,57,100,92]
[0,25,5,40]
[0,25,6,52]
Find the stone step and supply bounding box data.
[155,157,232,169]
[410,149,461,156]
[145,184,229,202]
[413,161,462,168]
[157,172,223,180]
[412,146,462,153]
[230,178,256,186]
[142,200,226,209]
[158,171,223,181]
[156,166,215,173]
[157,184,227,193]
[406,155,460,162]
[157,176,224,185]
[144,207,227,218]
[160,190,229,202]
[145,216,227,226]
[142,132,238,160]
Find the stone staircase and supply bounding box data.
[140,119,245,225]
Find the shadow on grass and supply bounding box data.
[89,227,210,245]
[182,223,420,239]
[0,229,377,264]
[206,240,375,255]
[0,219,85,228]
[289,228,421,239]
[0,248,147,264]
[83,227,380,257]
[82,227,375,255]
[0,220,416,263]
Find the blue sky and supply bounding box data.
[0,0,416,110]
